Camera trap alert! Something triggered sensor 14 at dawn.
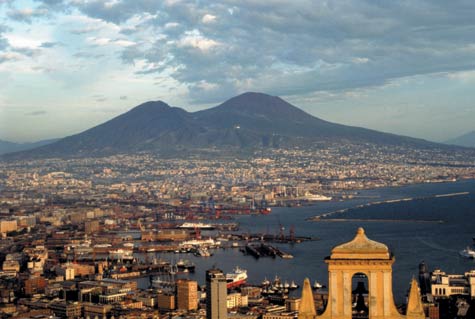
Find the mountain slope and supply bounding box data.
[445,131,475,148]
[5,92,445,158]
[194,92,437,147]
[25,101,204,157]
[0,138,59,155]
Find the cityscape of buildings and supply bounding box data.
[0,143,475,318]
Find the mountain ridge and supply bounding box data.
[445,130,475,148]
[3,92,451,159]
[0,138,60,155]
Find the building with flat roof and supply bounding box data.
[206,268,227,319]
[431,269,475,298]
[176,279,198,311]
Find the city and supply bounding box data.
[0,142,475,318]
[1,1,475,319]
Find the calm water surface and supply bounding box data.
[139,179,475,303]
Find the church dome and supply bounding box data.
[330,227,391,260]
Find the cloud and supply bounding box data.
[25,110,47,116]
[177,30,220,51]
[73,51,105,59]
[7,7,49,23]
[0,52,22,63]
[5,0,475,105]
[120,95,127,100]
[40,41,62,48]
[201,14,216,24]
[0,24,10,53]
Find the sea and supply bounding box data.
[138,179,475,304]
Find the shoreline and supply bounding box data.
[306,189,472,222]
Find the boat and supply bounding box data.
[226,267,248,288]
[305,193,332,201]
[289,281,299,289]
[261,277,271,286]
[108,249,134,261]
[179,222,214,229]
[260,207,272,214]
[176,259,196,272]
[195,247,211,257]
[313,281,323,289]
[459,247,475,258]
[180,238,220,248]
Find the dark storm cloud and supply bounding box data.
[40,0,475,103]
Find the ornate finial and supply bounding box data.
[357,227,365,235]
[406,278,425,319]
[298,278,316,319]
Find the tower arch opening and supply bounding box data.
[351,272,369,319]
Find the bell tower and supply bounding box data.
[298,227,424,319]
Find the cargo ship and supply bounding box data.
[226,267,247,288]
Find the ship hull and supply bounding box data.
[227,279,246,289]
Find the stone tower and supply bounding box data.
[298,227,425,319]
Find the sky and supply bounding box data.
[0,0,474,143]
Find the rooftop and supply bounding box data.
[330,227,391,260]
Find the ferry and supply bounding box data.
[179,238,220,248]
[305,193,332,201]
[226,267,248,288]
[179,222,214,229]
[459,247,475,259]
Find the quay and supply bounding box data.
[311,218,445,223]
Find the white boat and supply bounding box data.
[289,281,299,289]
[179,222,214,229]
[313,281,323,289]
[305,192,332,201]
[226,267,248,288]
[459,247,475,258]
[108,249,134,261]
[180,238,220,248]
[195,247,212,257]
[261,277,270,286]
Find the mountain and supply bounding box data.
[445,131,475,148]
[0,138,59,155]
[5,92,445,159]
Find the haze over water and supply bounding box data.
[143,179,475,303]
